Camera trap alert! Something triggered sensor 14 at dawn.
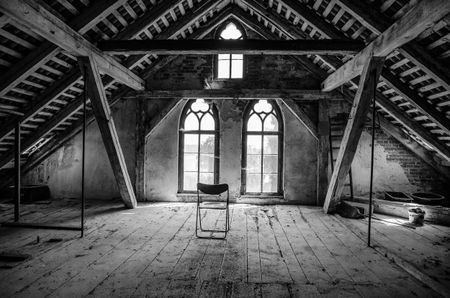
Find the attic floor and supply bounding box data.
[0,200,448,297]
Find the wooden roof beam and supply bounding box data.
[99,39,364,55]
[0,0,144,91]
[323,56,385,213]
[322,0,450,92]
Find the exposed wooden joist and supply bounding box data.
[323,56,385,213]
[279,99,318,140]
[99,39,364,55]
[336,0,450,92]
[0,0,144,91]
[79,56,137,209]
[322,0,450,91]
[126,89,340,101]
[317,98,330,206]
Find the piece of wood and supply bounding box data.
[279,98,318,139]
[135,98,146,202]
[98,39,364,55]
[0,0,144,91]
[323,56,385,213]
[79,56,137,209]
[145,98,184,138]
[317,98,330,206]
[322,0,450,91]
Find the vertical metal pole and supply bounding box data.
[81,65,87,238]
[368,71,377,247]
[14,121,21,222]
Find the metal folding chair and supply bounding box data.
[196,183,230,239]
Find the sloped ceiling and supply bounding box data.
[0,0,449,182]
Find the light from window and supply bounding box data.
[245,100,281,193]
[181,99,217,191]
[217,23,243,79]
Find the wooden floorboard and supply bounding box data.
[0,202,447,297]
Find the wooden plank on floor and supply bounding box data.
[245,207,262,283]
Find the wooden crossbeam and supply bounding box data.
[79,56,137,209]
[126,89,338,101]
[322,0,450,91]
[279,99,318,140]
[323,56,385,213]
[98,39,364,55]
[0,0,144,91]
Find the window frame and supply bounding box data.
[241,100,284,196]
[178,99,220,193]
[214,19,246,80]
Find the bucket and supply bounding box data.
[408,208,425,225]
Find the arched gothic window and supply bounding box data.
[179,99,219,192]
[242,100,283,194]
[216,21,245,79]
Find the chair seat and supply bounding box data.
[199,202,227,209]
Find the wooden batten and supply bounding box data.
[323,56,385,213]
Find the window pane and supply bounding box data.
[200,134,215,154]
[246,173,261,193]
[247,135,262,154]
[184,172,197,191]
[200,113,215,130]
[247,154,261,173]
[184,134,198,153]
[264,114,278,131]
[191,99,209,113]
[200,153,214,173]
[199,173,214,184]
[262,174,278,193]
[264,135,278,154]
[263,155,278,174]
[218,59,230,78]
[218,54,230,60]
[231,59,243,78]
[247,114,262,131]
[184,113,199,130]
[254,100,273,113]
[184,153,198,171]
[220,23,242,40]
[232,54,243,60]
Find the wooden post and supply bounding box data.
[323,56,385,213]
[317,99,330,206]
[79,56,137,209]
[135,98,146,201]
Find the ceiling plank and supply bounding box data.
[322,0,450,91]
[79,56,137,209]
[323,56,385,213]
[0,0,144,91]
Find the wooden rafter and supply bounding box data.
[279,99,318,140]
[323,56,385,213]
[0,0,144,91]
[322,0,450,91]
[79,56,137,209]
[336,0,450,91]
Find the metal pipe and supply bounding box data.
[368,71,377,247]
[81,65,87,238]
[14,121,20,222]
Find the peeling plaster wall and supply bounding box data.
[23,100,136,200]
[144,99,318,204]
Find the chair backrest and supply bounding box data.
[197,183,228,195]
